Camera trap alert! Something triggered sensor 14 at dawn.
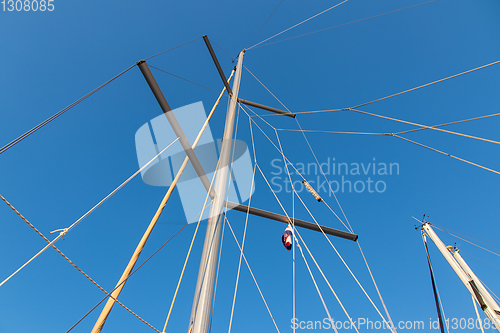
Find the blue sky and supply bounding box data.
[1,1,500,332]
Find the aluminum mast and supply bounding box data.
[188,49,245,333]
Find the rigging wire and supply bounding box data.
[224,214,281,333]
[0,137,179,289]
[150,65,222,94]
[241,67,355,232]
[161,164,218,333]
[66,223,189,333]
[351,59,500,109]
[162,74,234,331]
[350,108,500,146]
[208,209,225,333]
[472,294,486,333]
[250,0,438,50]
[289,179,394,332]
[228,110,257,333]
[144,37,203,60]
[0,37,203,156]
[460,251,500,275]
[431,225,500,258]
[247,0,349,50]
[294,232,339,333]
[0,64,136,156]
[393,134,500,176]
[0,194,162,331]
[394,112,500,136]
[294,117,353,233]
[430,223,500,249]
[292,59,500,115]
[356,241,398,333]
[251,134,394,331]
[244,66,289,113]
[189,86,244,330]
[277,128,389,136]
[238,70,352,227]
[245,0,285,49]
[240,105,351,232]
[237,68,397,329]
[211,40,237,62]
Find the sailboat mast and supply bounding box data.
[422,223,500,332]
[189,49,245,333]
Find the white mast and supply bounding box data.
[422,223,500,332]
[189,49,245,333]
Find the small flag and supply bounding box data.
[282,225,293,251]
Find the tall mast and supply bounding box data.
[189,49,245,333]
[422,223,500,332]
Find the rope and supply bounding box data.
[240,70,353,232]
[209,203,225,333]
[290,185,393,332]
[250,0,438,49]
[245,105,397,331]
[472,294,485,333]
[356,241,397,333]
[393,134,500,176]
[351,108,500,146]
[277,128,389,136]
[0,137,179,288]
[430,223,500,249]
[248,0,349,50]
[295,233,339,333]
[66,223,188,333]
[295,228,358,333]
[162,74,234,332]
[294,117,353,233]
[228,118,258,333]
[245,0,284,49]
[291,59,500,115]
[224,215,281,333]
[239,74,395,330]
[251,136,395,331]
[431,225,500,258]
[0,194,160,331]
[395,112,500,135]
[0,64,136,156]
[351,59,500,109]
[460,251,500,274]
[161,186,214,332]
[241,104,350,231]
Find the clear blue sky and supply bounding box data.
[1,1,500,332]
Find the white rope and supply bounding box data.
[249,130,379,332]
[239,82,351,233]
[0,137,179,288]
[248,0,349,50]
[228,109,257,333]
[295,234,339,333]
[472,294,485,333]
[432,225,500,258]
[294,117,353,233]
[224,215,281,333]
[253,143,394,332]
[240,106,350,231]
[239,80,394,331]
